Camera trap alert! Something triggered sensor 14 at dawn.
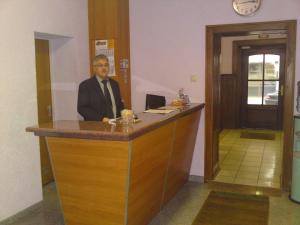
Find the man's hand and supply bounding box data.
[102,117,110,123]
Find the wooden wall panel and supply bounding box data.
[220,74,237,129]
[47,137,129,225]
[246,108,278,129]
[163,111,201,205]
[128,122,175,225]
[88,0,131,108]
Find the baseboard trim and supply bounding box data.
[189,175,204,183]
[0,201,42,225]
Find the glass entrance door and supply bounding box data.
[241,46,285,129]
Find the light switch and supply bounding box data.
[190,74,198,82]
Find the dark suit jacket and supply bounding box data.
[77,76,124,121]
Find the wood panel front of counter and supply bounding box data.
[26,104,204,225]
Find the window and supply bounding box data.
[247,54,280,105]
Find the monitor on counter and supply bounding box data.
[145,94,166,110]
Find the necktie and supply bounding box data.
[101,80,114,118]
[102,80,112,106]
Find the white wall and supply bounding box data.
[129,0,300,176]
[50,37,89,120]
[0,0,89,221]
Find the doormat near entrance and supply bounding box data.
[240,131,275,140]
[192,191,269,225]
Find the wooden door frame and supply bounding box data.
[35,39,54,185]
[205,20,297,191]
[233,39,287,129]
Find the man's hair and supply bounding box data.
[93,54,109,66]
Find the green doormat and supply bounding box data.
[192,191,269,225]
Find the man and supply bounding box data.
[77,54,124,122]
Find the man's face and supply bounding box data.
[94,58,109,79]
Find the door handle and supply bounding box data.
[280,85,284,96]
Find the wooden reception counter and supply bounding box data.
[26,103,204,225]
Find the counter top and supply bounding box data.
[26,103,204,141]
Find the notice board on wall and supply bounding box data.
[95,39,116,77]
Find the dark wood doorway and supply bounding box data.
[205,20,297,191]
[240,45,286,129]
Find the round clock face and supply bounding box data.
[233,0,262,16]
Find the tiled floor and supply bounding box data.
[215,129,283,188]
[2,182,300,225]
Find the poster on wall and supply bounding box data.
[95,39,116,77]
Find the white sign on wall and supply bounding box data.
[95,39,116,77]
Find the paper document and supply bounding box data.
[143,109,175,114]
[158,106,182,110]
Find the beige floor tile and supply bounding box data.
[263,154,281,159]
[247,146,265,151]
[258,176,281,183]
[222,159,241,166]
[245,151,264,156]
[259,168,281,176]
[234,141,250,146]
[229,150,247,155]
[234,177,258,186]
[219,152,230,157]
[220,164,240,170]
[219,149,229,154]
[241,161,261,167]
[245,154,264,160]
[221,138,237,143]
[218,170,238,177]
[239,165,261,172]
[219,144,232,149]
[262,158,282,165]
[215,175,235,183]
[225,155,244,161]
[219,156,226,163]
[236,171,259,180]
[230,145,248,151]
[261,162,278,169]
[260,167,282,175]
[249,144,265,149]
[220,141,236,146]
[247,148,264,153]
[264,150,282,156]
[219,153,228,159]
[243,156,263,162]
[227,151,245,156]
[264,144,282,149]
[265,142,282,147]
[265,150,282,154]
[257,180,280,188]
[217,129,284,188]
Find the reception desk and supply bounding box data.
[26,103,204,225]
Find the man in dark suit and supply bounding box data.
[77,54,124,122]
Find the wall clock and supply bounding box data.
[233,0,262,16]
